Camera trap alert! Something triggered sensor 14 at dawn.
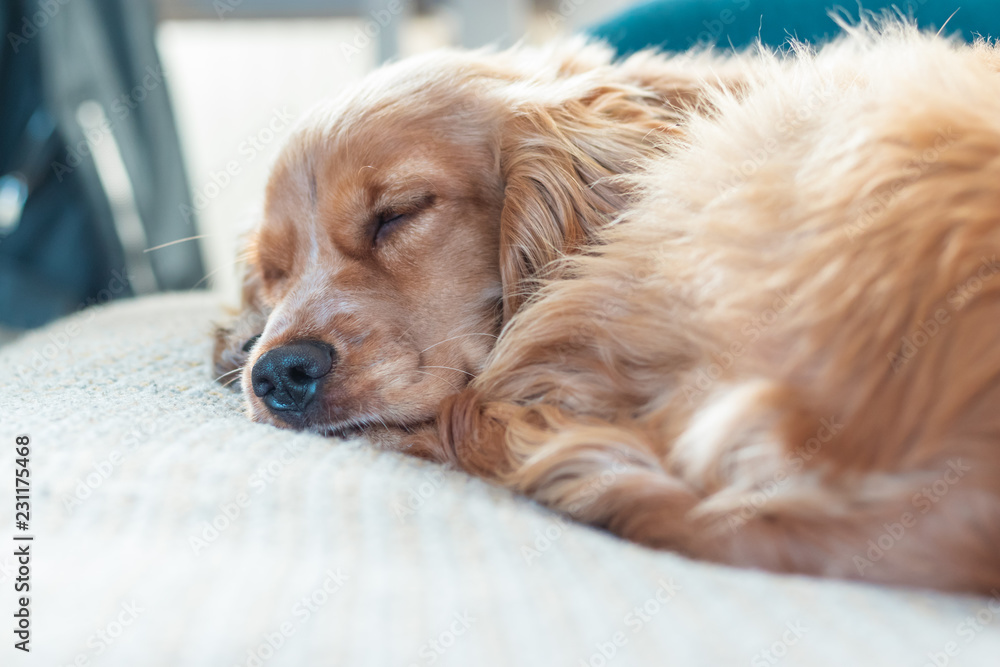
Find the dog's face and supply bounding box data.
[215,43,700,438]
[242,75,508,436]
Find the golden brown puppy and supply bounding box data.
[213,40,744,448]
[217,24,1000,592]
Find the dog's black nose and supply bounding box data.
[251,341,336,419]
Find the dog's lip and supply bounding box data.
[317,421,368,438]
[310,412,437,439]
[313,414,403,438]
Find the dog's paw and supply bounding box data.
[212,309,267,390]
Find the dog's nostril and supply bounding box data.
[288,367,312,385]
[252,377,274,398]
[250,341,336,416]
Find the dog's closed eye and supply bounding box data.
[372,193,436,248]
[373,212,407,246]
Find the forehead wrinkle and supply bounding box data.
[369,160,446,200]
[310,134,455,249]
[328,158,435,218]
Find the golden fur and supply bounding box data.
[216,23,1000,593]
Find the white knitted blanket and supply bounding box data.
[1,293,999,667]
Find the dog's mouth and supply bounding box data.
[314,417,380,439]
[310,414,432,439]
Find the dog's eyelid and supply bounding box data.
[371,193,436,247]
[256,248,289,285]
[373,211,408,247]
[262,266,288,284]
[379,211,406,225]
[374,192,436,221]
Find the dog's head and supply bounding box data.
[213,41,723,437]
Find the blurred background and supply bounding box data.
[0,0,994,340]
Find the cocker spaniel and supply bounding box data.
[214,23,1000,593]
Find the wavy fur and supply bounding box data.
[218,25,1000,593]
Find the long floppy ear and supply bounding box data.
[496,45,745,320]
[212,234,271,388]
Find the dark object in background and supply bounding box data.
[587,0,1000,54]
[0,0,203,331]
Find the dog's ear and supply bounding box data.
[212,234,270,388]
[495,47,745,321]
[497,93,677,319]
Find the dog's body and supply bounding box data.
[216,24,1000,593]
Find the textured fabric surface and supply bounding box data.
[1,292,999,666]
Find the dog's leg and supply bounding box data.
[212,302,269,389]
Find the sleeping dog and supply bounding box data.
[215,23,1000,593]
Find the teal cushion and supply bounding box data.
[586,0,1000,54]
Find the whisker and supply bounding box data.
[214,366,244,383]
[412,369,462,391]
[143,235,209,253]
[936,8,961,37]
[194,264,230,289]
[420,332,498,354]
[193,252,256,289]
[420,365,477,379]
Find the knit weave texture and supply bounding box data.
[1,293,998,666]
